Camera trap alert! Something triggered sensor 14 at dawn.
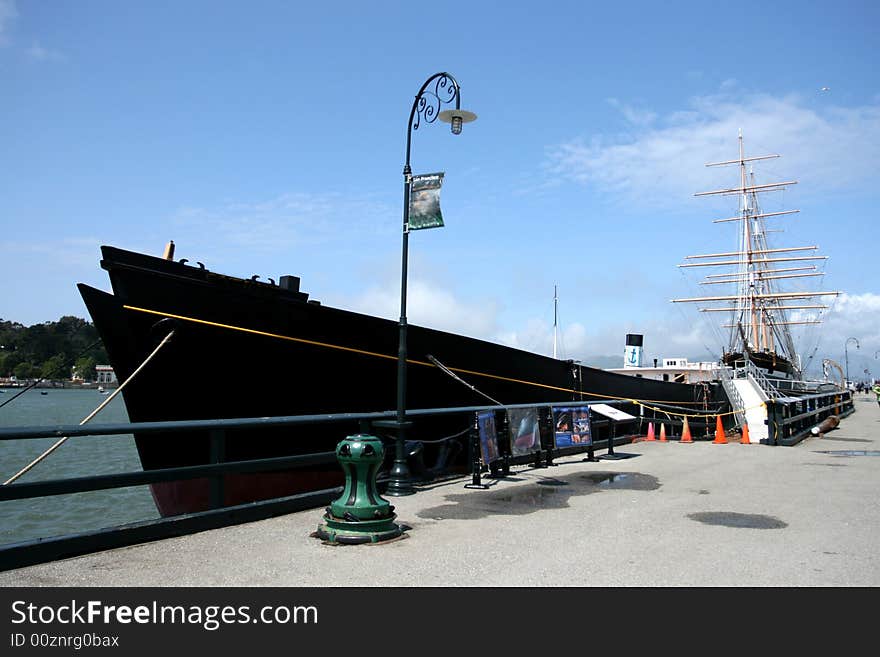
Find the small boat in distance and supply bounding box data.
[97,386,105,393]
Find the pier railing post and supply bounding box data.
[765,401,779,446]
[209,429,225,509]
[542,407,555,467]
[583,406,599,462]
[464,414,488,490]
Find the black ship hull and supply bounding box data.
[80,246,716,517]
[721,350,796,378]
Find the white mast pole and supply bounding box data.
[738,130,761,352]
[553,284,558,359]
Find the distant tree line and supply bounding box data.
[0,317,109,381]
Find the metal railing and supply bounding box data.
[765,389,855,446]
[730,359,782,398]
[716,366,746,428]
[0,396,674,570]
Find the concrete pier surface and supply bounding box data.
[2,395,878,587]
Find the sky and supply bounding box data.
[1,0,878,380]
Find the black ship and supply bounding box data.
[79,244,718,517]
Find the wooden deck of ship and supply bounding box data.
[2,393,879,587]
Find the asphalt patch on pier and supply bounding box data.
[817,436,872,443]
[416,471,659,521]
[813,450,880,457]
[687,511,787,529]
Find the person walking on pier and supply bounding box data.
[872,381,880,408]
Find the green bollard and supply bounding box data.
[312,434,404,544]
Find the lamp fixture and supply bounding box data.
[438,109,477,135]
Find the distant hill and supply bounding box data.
[0,317,107,380]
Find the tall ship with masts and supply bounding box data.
[672,132,840,395]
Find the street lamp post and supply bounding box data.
[381,72,476,497]
[844,337,859,385]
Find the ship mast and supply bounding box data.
[671,131,839,377]
[553,284,558,359]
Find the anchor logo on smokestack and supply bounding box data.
[624,334,644,369]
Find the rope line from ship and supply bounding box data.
[121,305,763,427]
[2,328,176,485]
[633,399,766,421]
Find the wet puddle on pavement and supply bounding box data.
[417,471,660,520]
[816,437,872,443]
[687,511,787,529]
[814,450,880,456]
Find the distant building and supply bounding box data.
[95,365,117,385]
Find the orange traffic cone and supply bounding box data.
[659,423,667,442]
[680,416,693,443]
[646,422,656,442]
[713,415,727,444]
[740,422,751,445]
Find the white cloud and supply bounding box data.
[541,87,880,376]
[547,91,880,209]
[494,318,553,353]
[816,293,880,371]
[830,291,880,318]
[348,278,499,340]
[495,319,594,359]
[433,288,880,377]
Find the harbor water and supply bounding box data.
[0,388,158,546]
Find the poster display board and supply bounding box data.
[589,403,636,422]
[477,410,500,465]
[552,406,592,448]
[507,407,541,456]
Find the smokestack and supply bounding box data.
[624,334,643,369]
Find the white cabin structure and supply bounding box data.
[606,357,720,384]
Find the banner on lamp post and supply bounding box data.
[408,172,445,231]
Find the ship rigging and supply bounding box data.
[671,131,840,379]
